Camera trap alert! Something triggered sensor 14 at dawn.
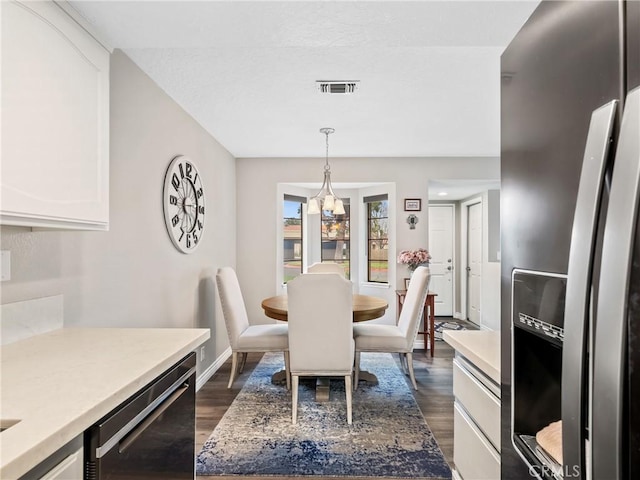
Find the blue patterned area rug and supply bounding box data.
[196,352,451,479]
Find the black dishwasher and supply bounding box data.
[85,352,196,479]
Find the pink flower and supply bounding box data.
[397,248,431,271]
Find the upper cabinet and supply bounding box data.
[1,1,110,230]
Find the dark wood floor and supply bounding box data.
[195,338,457,479]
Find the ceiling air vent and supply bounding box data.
[316,81,359,94]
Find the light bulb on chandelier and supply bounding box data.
[307,127,345,215]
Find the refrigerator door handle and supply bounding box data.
[562,100,617,479]
[593,87,640,480]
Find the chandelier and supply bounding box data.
[307,127,345,215]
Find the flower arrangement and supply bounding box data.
[397,248,432,272]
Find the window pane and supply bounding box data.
[336,260,350,278]
[368,260,388,283]
[322,220,350,240]
[322,241,350,260]
[368,218,389,239]
[368,240,389,261]
[321,204,350,278]
[367,199,389,283]
[368,201,389,218]
[283,199,303,283]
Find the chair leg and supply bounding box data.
[354,351,361,390]
[345,374,353,425]
[292,375,299,424]
[398,352,408,373]
[284,351,291,391]
[239,352,248,373]
[406,352,418,390]
[228,351,239,389]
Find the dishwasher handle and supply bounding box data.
[95,367,195,459]
[118,382,190,454]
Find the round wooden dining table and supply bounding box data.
[261,293,389,399]
[261,294,389,322]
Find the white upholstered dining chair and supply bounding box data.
[287,273,354,424]
[216,267,290,389]
[307,262,346,276]
[353,266,431,390]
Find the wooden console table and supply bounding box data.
[395,290,437,357]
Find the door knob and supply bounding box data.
[466,266,471,272]
[447,266,452,271]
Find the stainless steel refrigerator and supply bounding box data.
[501,1,640,479]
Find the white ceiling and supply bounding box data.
[70,0,539,159]
[428,179,501,200]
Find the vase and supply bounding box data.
[409,263,430,275]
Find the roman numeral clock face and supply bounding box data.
[162,155,205,253]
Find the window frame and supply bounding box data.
[364,194,389,284]
[282,194,305,284]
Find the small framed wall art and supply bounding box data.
[404,278,411,290]
[404,198,421,211]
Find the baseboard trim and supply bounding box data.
[414,339,437,351]
[196,346,232,391]
[453,311,463,320]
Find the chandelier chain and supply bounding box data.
[324,129,331,171]
[308,127,343,215]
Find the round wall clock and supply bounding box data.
[162,155,205,253]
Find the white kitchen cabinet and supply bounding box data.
[443,331,501,480]
[18,436,83,480]
[38,447,83,480]
[452,355,501,480]
[454,402,500,480]
[1,0,110,230]
[453,357,501,449]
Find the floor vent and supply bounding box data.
[316,81,359,94]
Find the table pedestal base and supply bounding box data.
[271,370,288,385]
[314,374,379,400]
[272,371,379,400]
[270,375,340,402]
[315,378,330,402]
[357,370,378,385]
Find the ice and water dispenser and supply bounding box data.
[511,270,567,478]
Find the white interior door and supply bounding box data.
[467,202,482,325]
[428,205,454,316]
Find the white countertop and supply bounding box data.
[0,327,210,479]
[443,330,500,383]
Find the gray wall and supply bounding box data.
[0,50,236,375]
[487,189,501,262]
